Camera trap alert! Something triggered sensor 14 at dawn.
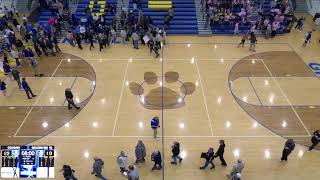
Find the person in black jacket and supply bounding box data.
[281,138,295,161]
[0,80,7,96]
[65,88,80,110]
[200,147,215,169]
[151,150,162,170]
[62,165,78,180]
[171,141,183,165]
[213,140,227,166]
[309,130,320,151]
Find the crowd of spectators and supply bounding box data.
[201,0,256,27]
[201,0,294,37]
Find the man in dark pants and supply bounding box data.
[75,34,83,50]
[151,150,162,171]
[88,31,95,50]
[91,157,107,180]
[213,140,227,166]
[11,68,21,89]
[281,138,295,161]
[309,130,320,151]
[200,147,215,169]
[171,141,183,164]
[65,88,80,110]
[21,78,37,99]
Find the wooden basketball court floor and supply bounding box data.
[2,15,320,180]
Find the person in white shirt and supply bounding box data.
[117,151,128,174]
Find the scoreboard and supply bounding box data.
[1,146,54,178]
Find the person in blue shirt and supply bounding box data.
[150,116,160,140]
[21,77,37,99]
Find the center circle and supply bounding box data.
[138,76,187,108]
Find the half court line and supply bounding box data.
[194,59,214,136]
[112,59,130,136]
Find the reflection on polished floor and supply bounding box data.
[2,15,320,180]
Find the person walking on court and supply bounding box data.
[151,116,160,140]
[213,140,227,166]
[151,150,162,171]
[238,33,248,48]
[227,159,244,179]
[127,165,139,180]
[11,68,22,89]
[280,138,295,161]
[91,157,107,180]
[132,31,139,49]
[76,34,83,50]
[309,130,320,151]
[249,33,257,52]
[295,17,305,31]
[171,141,183,165]
[117,151,128,174]
[26,48,41,76]
[9,49,21,67]
[0,80,7,96]
[135,140,146,164]
[303,31,312,47]
[200,147,215,169]
[65,88,80,110]
[22,78,36,99]
[62,165,78,180]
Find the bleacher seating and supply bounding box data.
[37,0,117,30]
[129,0,198,34]
[211,24,251,34]
[75,0,117,26]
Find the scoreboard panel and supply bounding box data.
[1,146,54,178]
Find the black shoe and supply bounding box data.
[200,167,205,170]
[171,162,177,165]
[179,158,183,163]
[221,164,227,166]
[210,166,215,169]
[32,95,37,97]
[76,107,80,110]
[28,97,32,99]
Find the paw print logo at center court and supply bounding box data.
[129,71,196,110]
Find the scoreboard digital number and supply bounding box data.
[0,146,54,178]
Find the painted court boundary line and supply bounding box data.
[13,60,63,137]
[112,60,130,136]
[195,59,214,136]
[13,135,311,138]
[61,58,263,62]
[261,60,311,136]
